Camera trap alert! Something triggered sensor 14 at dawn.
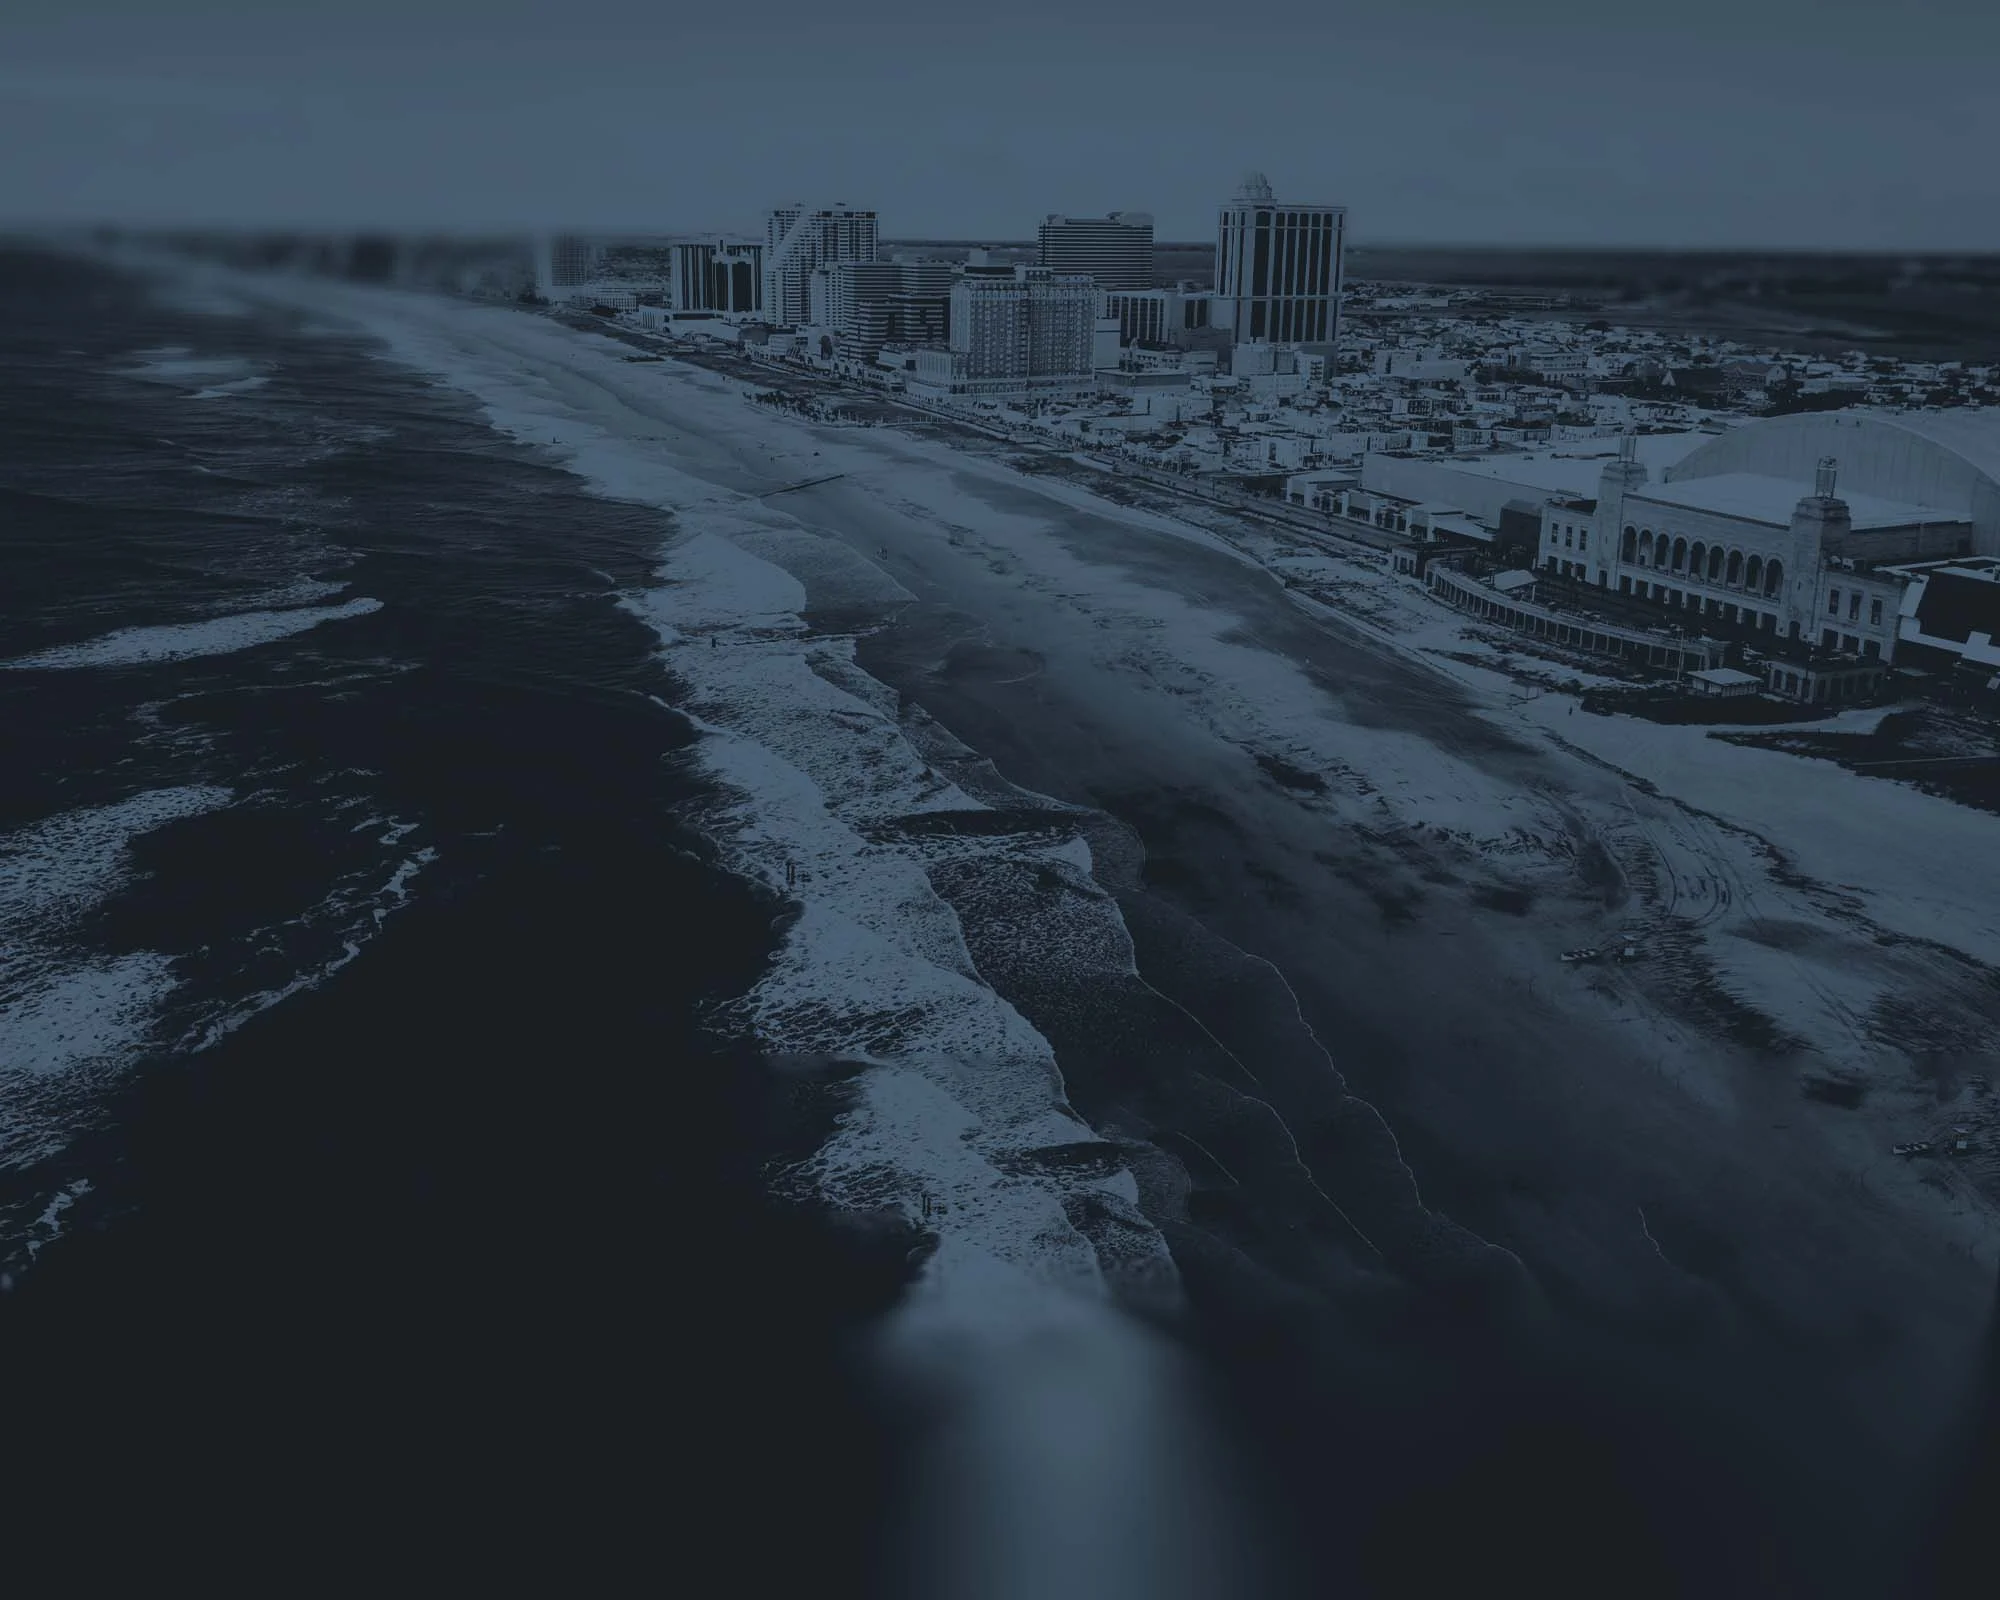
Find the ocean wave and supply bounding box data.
[0,954,180,1090]
[205,576,351,613]
[118,353,260,386]
[141,279,261,320]
[1,783,434,1253]
[174,840,439,1056]
[249,282,1179,1304]
[189,375,271,401]
[0,597,382,671]
[0,787,234,1150]
[0,786,235,940]
[628,527,1159,1297]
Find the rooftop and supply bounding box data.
[1631,472,1969,530]
[1859,407,2000,485]
[1880,555,2000,582]
[1689,667,1762,688]
[1383,432,1711,496]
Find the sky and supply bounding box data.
[4,0,1999,250]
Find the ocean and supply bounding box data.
[0,248,910,1582]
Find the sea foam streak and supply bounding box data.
[222,274,1178,1301]
[0,787,232,1097]
[118,268,1270,1597]
[1,598,382,671]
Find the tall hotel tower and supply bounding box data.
[1213,172,1345,350]
[762,203,879,327]
[533,234,603,297]
[1036,212,1155,291]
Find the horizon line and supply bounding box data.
[9,222,2000,259]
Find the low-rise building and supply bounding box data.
[1574,418,1990,663]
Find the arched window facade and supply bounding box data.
[1622,525,1638,563]
[1745,555,1764,592]
[1763,558,1784,598]
[1707,546,1725,582]
[1726,549,1743,586]
[1689,542,1707,581]
[1670,536,1688,573]
[1638,531,1654,566]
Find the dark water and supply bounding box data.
[0,250,910,1581]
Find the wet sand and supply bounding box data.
[620,371,1998,1594]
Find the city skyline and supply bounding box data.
[4,0,2000,249]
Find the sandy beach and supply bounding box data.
[149,266,2000,1593]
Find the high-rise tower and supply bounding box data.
[1036,212,1155,291]
[1213,172,1344,350]
[762,204,879,326]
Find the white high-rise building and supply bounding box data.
[915,266,1097,396]
[1213,172,1345,350]
[534,233,603,296]
[763,203,879,326]
[1036,212,1154,291]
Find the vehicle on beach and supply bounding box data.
[1893,1142,1934,1157]
[1561,947,1603,964]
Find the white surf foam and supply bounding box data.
[20,1180,91,1261]
[211,576,350,613]
[632,528,1155,1294]
[0,954,180,1085]
[177,841,439,1055]
[105,268,1270,1593]
[0,786,233,1109]
[0,786,234,938]
[220,274,1179,1305]
[1,597,382,671]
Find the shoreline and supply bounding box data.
[326,265,2000,1267]
[84,251,2000,1590]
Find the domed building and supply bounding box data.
[1539,408,2000,699]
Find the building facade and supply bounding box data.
[949,266,1097,381]
[1542,435,1976,666]
[534,234,603,297]
[762,204,879,326]
[1100,286,1214,347]
[670,238,764,314]
[1213,172,1345,350]
[906,266,1098,397]
[1036,212,1155,291]
[807,259,954,359]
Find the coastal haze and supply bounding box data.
[5,1,2000,1595]
[4,0,2000,246]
